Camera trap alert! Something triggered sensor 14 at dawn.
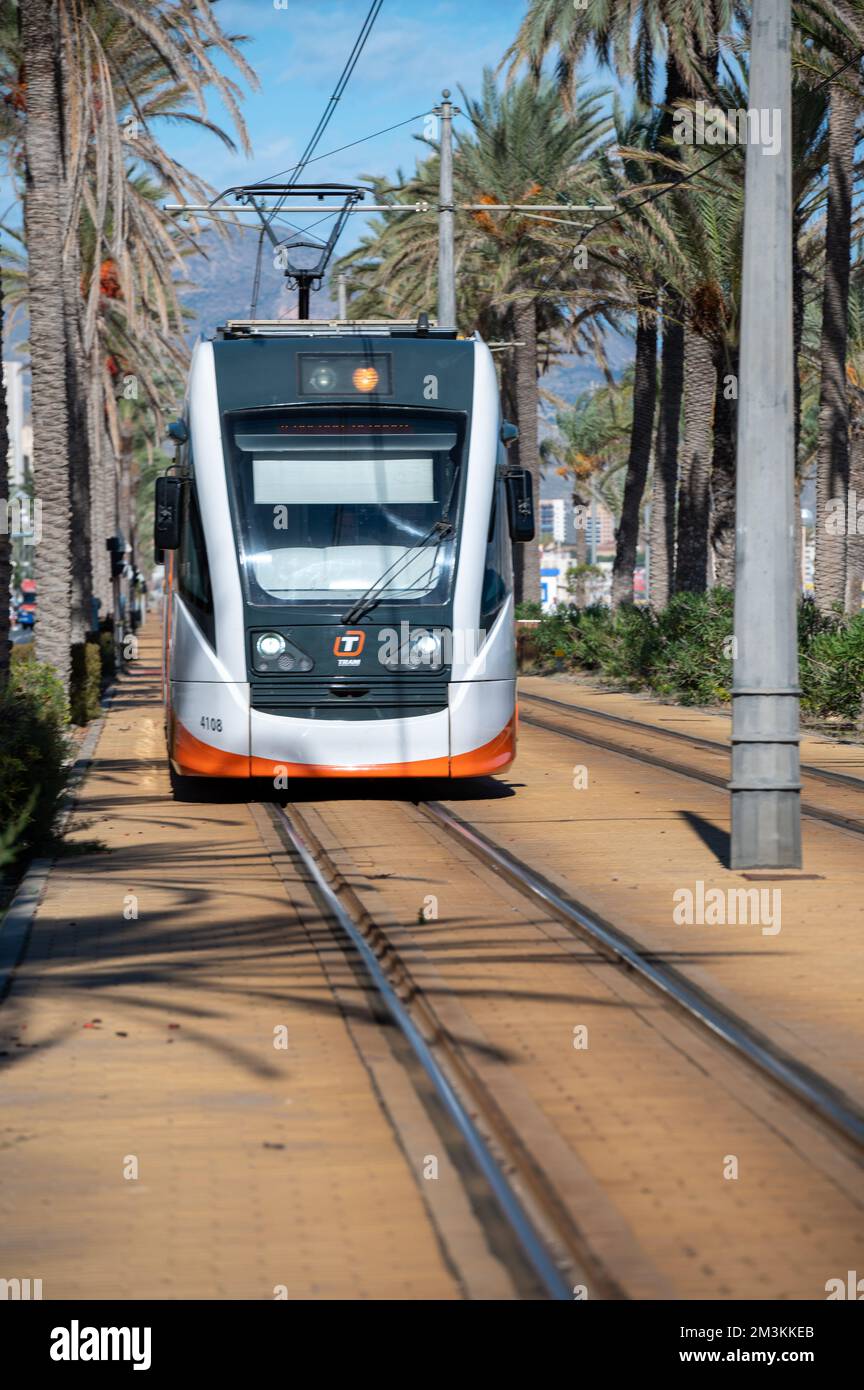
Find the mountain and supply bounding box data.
[180,225,337,340]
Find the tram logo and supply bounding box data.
[334,630,366,659]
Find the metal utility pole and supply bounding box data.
[437,89,457,329]
[730,0,801,868]
[337,272,348,319]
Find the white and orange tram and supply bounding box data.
[154,317,534,791]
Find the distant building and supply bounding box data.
[540,544,611,610]
[539,498,566,543]
[539,478,617,554]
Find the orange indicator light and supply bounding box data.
[352,366,379,392]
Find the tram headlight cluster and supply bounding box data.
[379,626,447,671]
[299,352,392,396]
[252,631,314,674]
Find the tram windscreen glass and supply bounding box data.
[228,413,464,606]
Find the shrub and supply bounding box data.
[800,612,864,721]
[1,648,71,861]
[9,643,69,725]
[570,605,617,671]
[518,587,861,720]
[531,606,582,667]
[515,600,543,620]
[97,617,116,685]
[601,605,659,687]
[70,640,102,725]
[650,589,734,704]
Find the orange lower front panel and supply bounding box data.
[171,716,516,780]
[172,718,251,778]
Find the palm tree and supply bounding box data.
[504,0,732,110]
[543,371,636,600]
[0,267,9,695]
[578,103,667,605]
[797,0,864,609]
[453,73,611,603]
[20,0,73,686]
[815,72,858,611]
[845,272,864,608]
[11,0,255,686]
[505,0,737,604]
[335,72,611,605]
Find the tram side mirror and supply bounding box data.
[500,420,519,447]
[167,420,189,445]
[505,469,535,543]
[154,475,184,551]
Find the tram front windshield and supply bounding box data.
[228,412,463,607]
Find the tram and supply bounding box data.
[154,317,534,787]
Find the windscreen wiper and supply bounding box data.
[340,519,453,624]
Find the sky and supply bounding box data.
[164,0,533,253]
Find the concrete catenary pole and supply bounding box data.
[730,0,801,868]
[437,90,456,329]
[337,272,348,319]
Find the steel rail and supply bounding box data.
[517,695,864,838]
[419,801,864,1152]
[521,690,864,792]
[273,804,574,1301]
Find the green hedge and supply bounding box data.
[520,591,864,722]
[1,647,71,864]
[70,640,102,725]
[97,618,116,685]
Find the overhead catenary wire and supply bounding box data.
[248,0,385,314]
[287,1,385,190]
[262,0,384,231]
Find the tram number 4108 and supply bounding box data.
[200,716,223,732]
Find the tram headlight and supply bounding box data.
[407,629,443,667]
[308,363,338,392]
[256,632,286,659]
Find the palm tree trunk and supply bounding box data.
[792,228,804,592]
[649,291,684,606]
[846,390,864,612]
[612,293,657,607]
[646,44,690,609]
[710,343,738,589]
[792,228,804,466]
[88,376,112,617]
[814,80,856,613]
[0,272,10,695]
[675,324,714,593]
[513,296,539,606]
[63,240,94,640]
[571,487,589,605]
[21,0,73,690]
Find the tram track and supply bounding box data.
[268,786,864,1302]
[518,690,864,839]
[418,800,864,1153]
[269,801,593,1302]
